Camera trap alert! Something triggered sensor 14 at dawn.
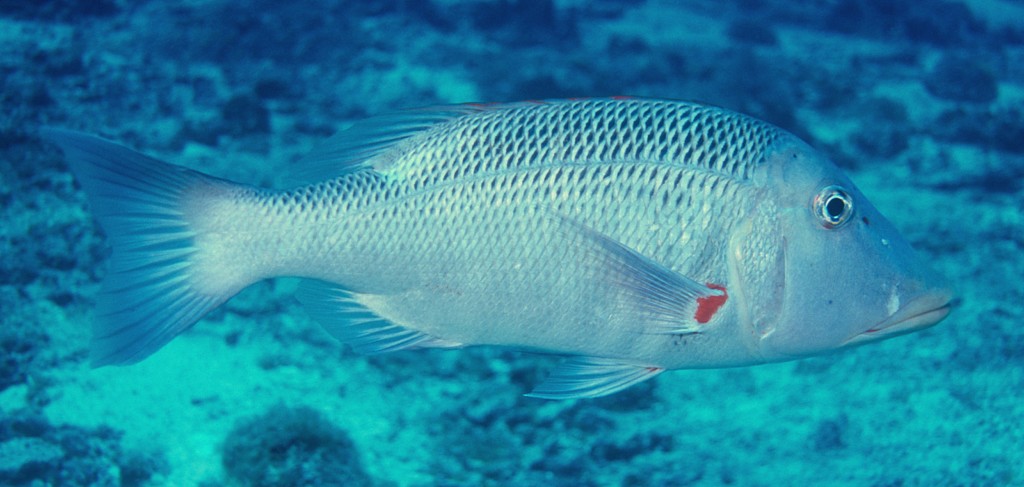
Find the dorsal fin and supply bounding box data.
[287,104,491,185]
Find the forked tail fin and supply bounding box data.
[43,129,252,366]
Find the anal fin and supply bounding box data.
[526,356,664,400]
[297,280,461,354]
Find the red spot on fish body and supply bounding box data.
[610,95,634,100]
[694,283,728,324]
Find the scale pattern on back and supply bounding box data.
[392,98,785,190]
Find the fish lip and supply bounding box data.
[843,291,956,346]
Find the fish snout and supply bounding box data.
[844,284,956,346]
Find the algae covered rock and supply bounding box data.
[924,53,999,103]
[222,404,374,487]
[0,289,51,393]
[0,413,166,486]
[0,437,64,482]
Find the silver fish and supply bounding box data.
[44,98,954,399]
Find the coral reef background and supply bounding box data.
[1,0,1022,485]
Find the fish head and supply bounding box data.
[737,139,955,361]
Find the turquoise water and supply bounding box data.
[1,1,1022,485]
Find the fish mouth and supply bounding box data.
[843,290,956,346]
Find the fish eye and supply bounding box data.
[813,185,854,228]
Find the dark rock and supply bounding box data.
[861,97,909,124]
[134,0,367,67]
[0,0,119,21]
[606,35,651,58]
[2,414,51,439]
[293,118,336,137]
[563,406,614,434]
[32,46,85,77]
[254,78,296,100]
[850,97,911,158]
[0,413,165,486]
[222,404,374,487]
[853,127,909,158]
[48,291,73,307]
[933,107,1024,155]
[469,0,578,46]
[0,296,50,393]
[395,0,453,32]
[0,437,63,483]
[187,74,221,107]
[592,433,674,463]
[871,478,906,487]
[727,19,778,46]
[25,86,54,108]
[224,330,242,346]
[624,467,705,487]
[22,221,81,272]
[924,54,999,103]
[823,0,985,47]
[582,0,644,20]
[0,237,37,286]
[812,416,848,451]
[177,120,222,147]
[120,449,169,487]
[514,75,575,101]
[222,94,271,136]
[902,1,984,45]
[531,443,587,477]
[591,377,658,412]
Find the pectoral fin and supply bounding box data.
[526,357,664,399]
[558,217,727,334]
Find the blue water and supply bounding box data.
[1,1,1022,485]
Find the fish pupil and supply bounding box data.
[826,196,847,220]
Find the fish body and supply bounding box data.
[45,98,953,398]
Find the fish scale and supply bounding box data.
[285,159,755,359]
[44,97,954,399]
[394,99,780,183]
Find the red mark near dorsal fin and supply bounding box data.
[694,283,728,324]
